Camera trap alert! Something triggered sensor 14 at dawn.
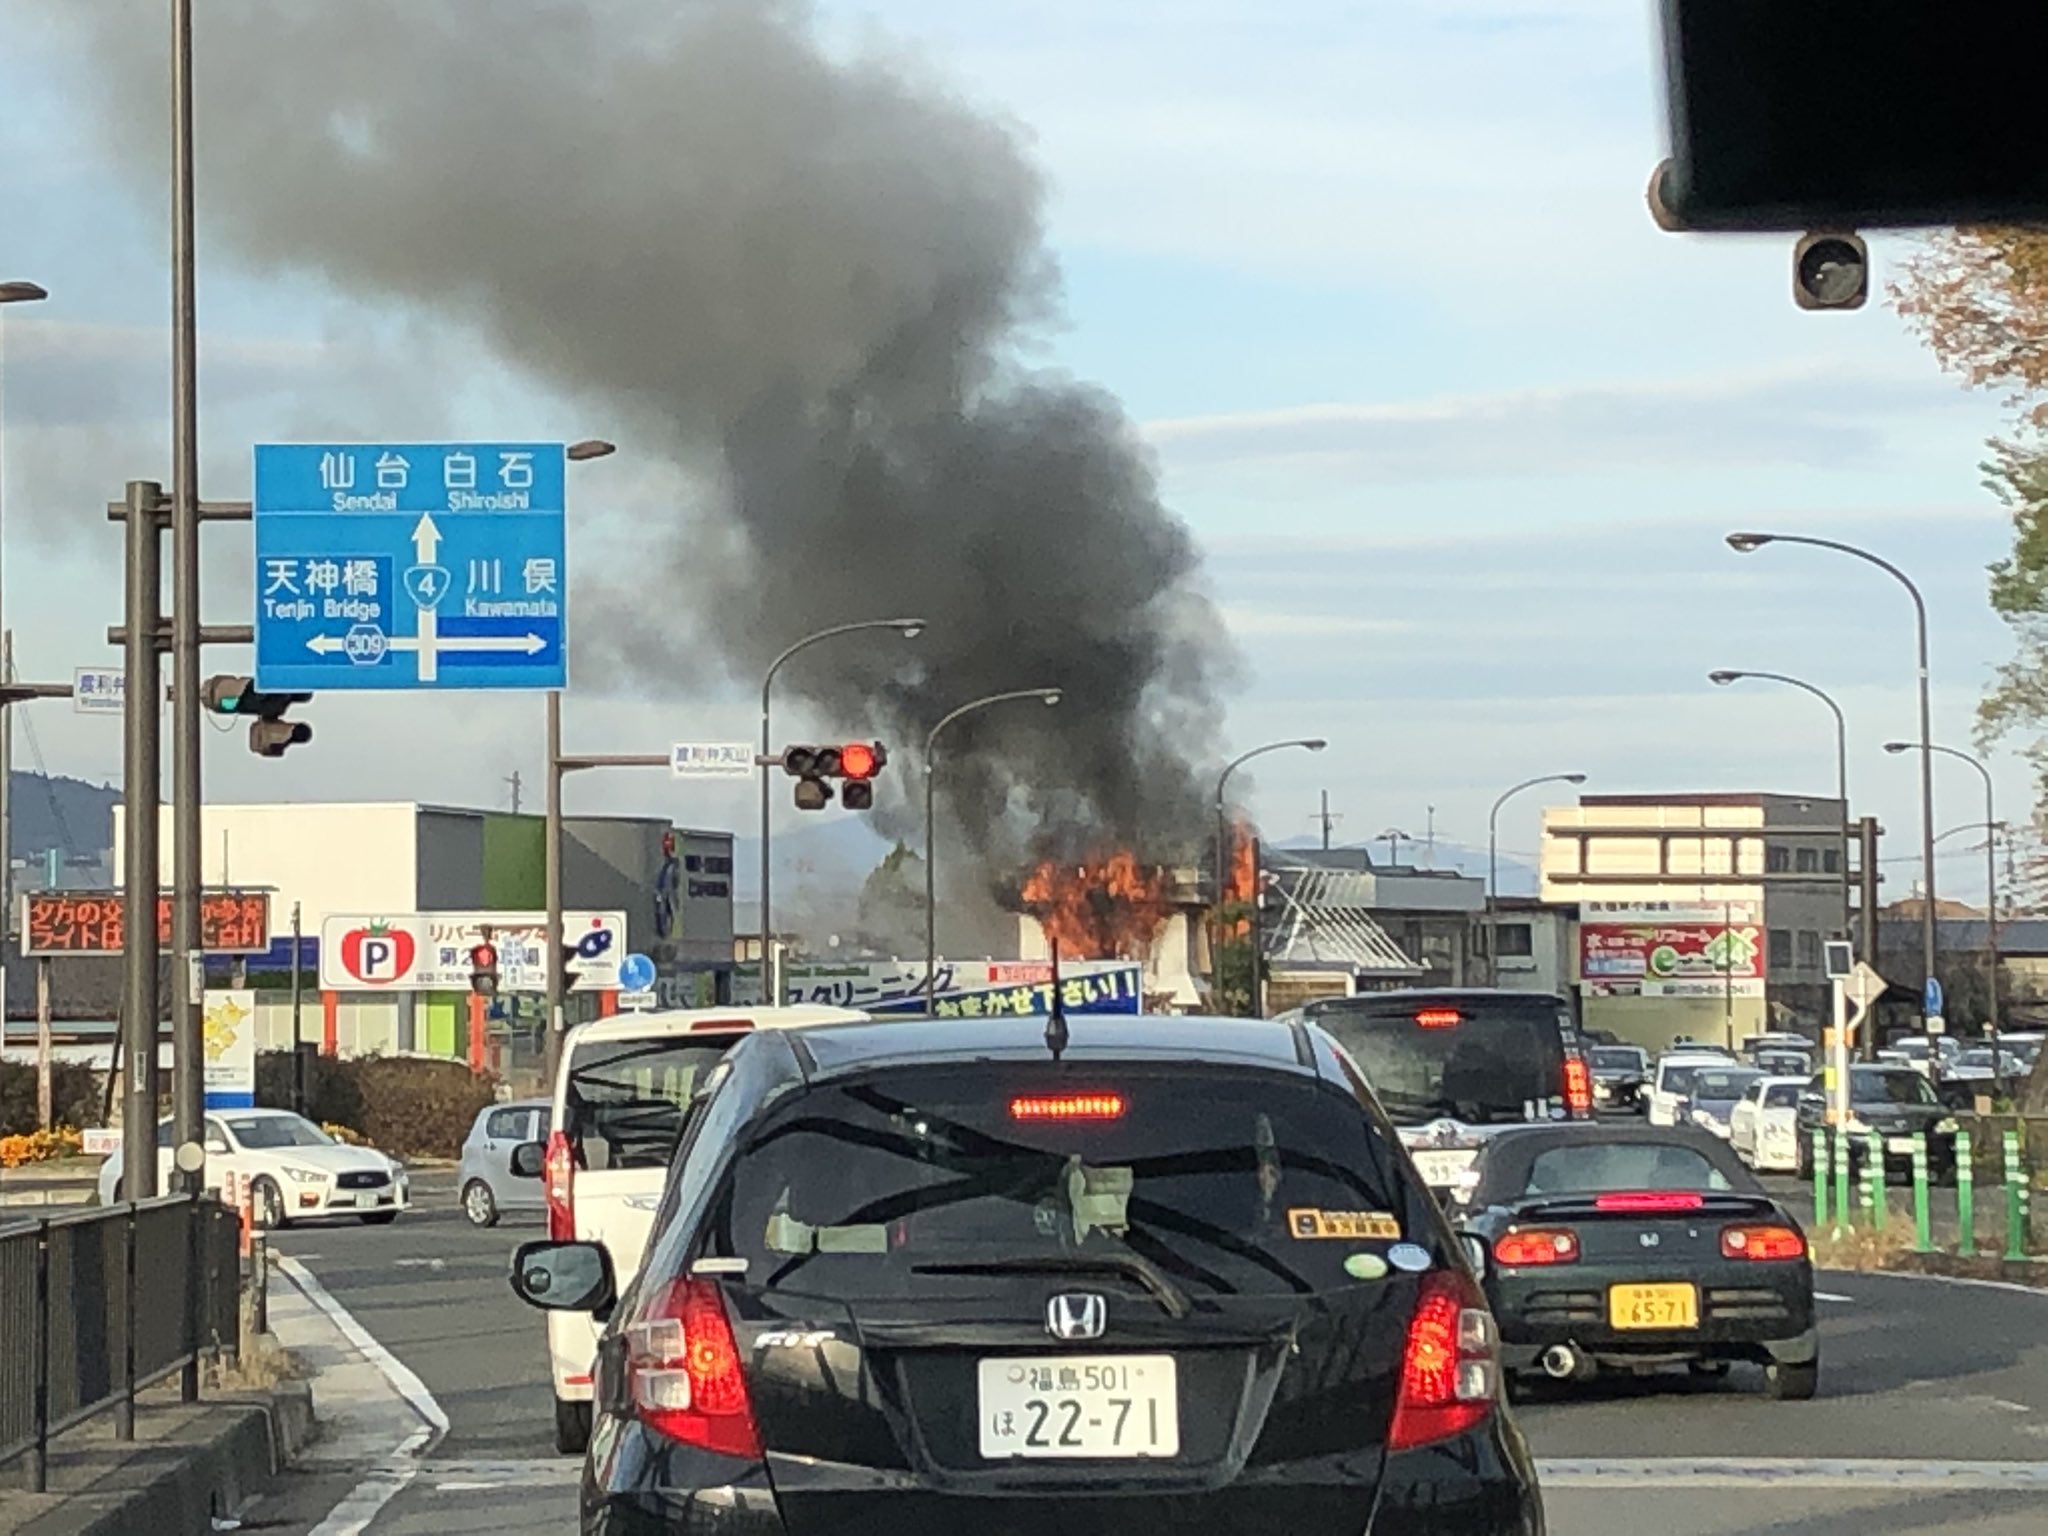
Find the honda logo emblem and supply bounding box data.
[1639,1231,1660,1248]
[1046,1293,1107,1341]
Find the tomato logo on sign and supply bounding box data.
[339,921,417,986]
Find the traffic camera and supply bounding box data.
[1793,232,1868,310]
[203,675,313,757]
[469,931,499,997]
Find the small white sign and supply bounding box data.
[74,668,125,714]
[672,742,756,780]
[82,1127,122,1157]
[618,989,660,1011]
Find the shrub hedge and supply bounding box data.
[0,1060,104,1137]
[255,1050,495,1160]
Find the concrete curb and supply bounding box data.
[8,1383,313,1536]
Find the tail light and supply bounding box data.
[1562,1055,1593,1118]
[1492,1228,1579,1267]
[1722,1224,1806,1261]
[624,1278,762,1459]
[1593,1191,1704,1213]
[1010,1093,1126,1121]
[1414,1008,1462,1030]
[544,1130,576,1241]
[1388,1270,1497,1452]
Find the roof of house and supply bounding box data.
[1260,868,1424,977]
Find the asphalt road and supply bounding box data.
[246,1171,2048,1535]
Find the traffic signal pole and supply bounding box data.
[119,480,163,1207]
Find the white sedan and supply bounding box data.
[96,1107,409,1228]
[1728,1075,1810,1173]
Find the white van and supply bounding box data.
[537,1004,869,1453]
[1647,1049,1739,1127]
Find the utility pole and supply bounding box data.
[1857,816,1881,1060]
[1313,791,1341,851]
[119,479,163,1207]
[290,900,305,1116]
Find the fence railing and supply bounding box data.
[0,1194,242,1492]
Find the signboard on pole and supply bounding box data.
[671,743,756,779]
[739,958,1145,1017]
[20,890,272,956]
[202,989,257,1110]
[253,443,568,692]
[1579,903,1764,998]
[72,668,125,714]
[319,910,627,992]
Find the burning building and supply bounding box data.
[1016,853,1207,1010]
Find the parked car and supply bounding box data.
[458,1098,552,1227]
[1673,1065,1763,1142]
[1793,1066,1958,1181]
[1728,1076,1808,1173]
[95,1108,409,1228]
[1281,988,1593,1205]
[1646,1050,1737,1128]
[1459,1123,1816,1399]
[523,1004,871,1455]
[508,1011,1546,1535]
[1589,1045,1650,1113]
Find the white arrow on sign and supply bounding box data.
[412,514,441,563]
[412,517,442,681]
[305,632,547,657]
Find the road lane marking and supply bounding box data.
[1539,1458,2048,1490]
[278,1253,449,1438]
[412,1459,580,1492]
[1814,1291,1854,1302]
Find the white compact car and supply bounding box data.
[96,1107,409,1227]
[533,1004,871,1456]
[1728,1074,1811,1172]
[1647,1049,1739,1127]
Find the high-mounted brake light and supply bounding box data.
[1562,1056,1594,1117]
[1010,1093,1126,1121]
[1721,1224,1806,1261]
[691,1018,757,1033]
[1593,1191,1705,1213]
[1389,1270,1497,1451]
[1493,1228,1580,1267]
[1414,1008,1462,1030]
[625,1278,761,1459]
[543,1130,576,1242]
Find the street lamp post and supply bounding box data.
[1487,773,1587,986]
[923,688,1063,1014]
[1214,739,1327,1015]
[1887,740,2003,1077]
[0,281,49,964]
[1710,669,1852,942]
[758,618,926,1002]
[1729,533,1938,1029]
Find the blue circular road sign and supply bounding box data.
[618,952,657,993]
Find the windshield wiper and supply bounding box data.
[912,1253,1193,1319]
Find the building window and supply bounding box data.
[1797,930,1821,970]
[1768,929,1793,969]
[1795,846,1819,873]
[1822,848,1841,874]
[1496,923,1534,959]
[1765,845,1791,873]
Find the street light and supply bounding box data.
[1729,532,1939,1027]
[542,440,622,1084]
[0,281,46,972]
[1709,669,1852,944]
[1886,739,2004,1075]
[923,688,1063,1013]
[1214,739,1327,1015]
[758,618,926,1000]
[1487,773,1587,986]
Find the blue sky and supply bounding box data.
[0,0,2027,900]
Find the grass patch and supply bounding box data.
[1809,1220,1924,1271]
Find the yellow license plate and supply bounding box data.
[1609,1283,1699,1330]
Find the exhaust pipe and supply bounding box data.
[1540,1344,1595,1381]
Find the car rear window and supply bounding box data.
[1853,1069,1939,1107]
[1592,1048,1645,1071]
[1689,1069,1761,1100]
[1763,1083,1802,1109]
[1304,996,1572,1127]
[561,1036,736,1171]
[1523,1141,1733,1195]
[704,1065,1412,1300]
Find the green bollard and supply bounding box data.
[1957,1128,1976,1257]
[2005,1129,2028,1261]
[1865,1130,1887,1232]
[1911,1134,1932,1253]
[1812,1126,1831,1227]
[1833,1127,1853,1233]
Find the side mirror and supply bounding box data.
[509,1240,616,1315]
[508,1140,547,1178]
[1459,1233,1488,1277]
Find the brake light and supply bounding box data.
[1593,1191,1705,1213]
[1009,1093,1126,1121]
[624,1278,761,1459]
[1492,1228,1579,1267]
[1414,1008,1461,1030]
[544,1130,576,1241]
[1389,1270,1497,1452]
[1562,1056,1593,1117]
[1721,1224,1806,1261]
[691,1018,756,1033]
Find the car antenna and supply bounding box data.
[1045,936,1070,1061]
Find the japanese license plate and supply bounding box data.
[1609,1283,1699,1330]
[330,1190,359,1207]
[1409,1149,1476,1188]
[1886,1136,1917,1154]
[978,1355,1179,1459]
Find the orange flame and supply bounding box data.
[1020,849,1174,959]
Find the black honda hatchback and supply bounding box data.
[509,1013,1544,1536]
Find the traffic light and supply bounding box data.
[1793,231,1868,311]
[840,741,885,811]
[203,675,313,757]
[779,742,888,811]
[469,931,499,997]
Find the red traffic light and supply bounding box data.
[840,742,878,779]
[469,943,498,971]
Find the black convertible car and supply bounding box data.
[1458,1124,1816,1400]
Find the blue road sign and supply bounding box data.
[253,443,567,691]
[617,952,657,993]
[1924,976,1944,1018]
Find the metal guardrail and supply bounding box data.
[0,1194,242,1492]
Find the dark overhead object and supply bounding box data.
[1793,233,1869,311]
[1659,0,2048,230]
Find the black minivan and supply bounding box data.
[508,1013,1545,1536]
[1280,990,1594,1205]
